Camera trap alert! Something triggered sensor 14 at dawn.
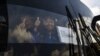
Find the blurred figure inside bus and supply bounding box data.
[30,17,42,43]
[42,17,60,43]
[9,16,34,43]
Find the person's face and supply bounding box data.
[44,18,55,31]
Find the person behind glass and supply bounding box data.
[9,16,34,43]
[20,16,35,43]
[30,17,42,43]
[42,17,60,43]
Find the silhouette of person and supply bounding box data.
[42,17,60,43]
[29,17,42,43]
